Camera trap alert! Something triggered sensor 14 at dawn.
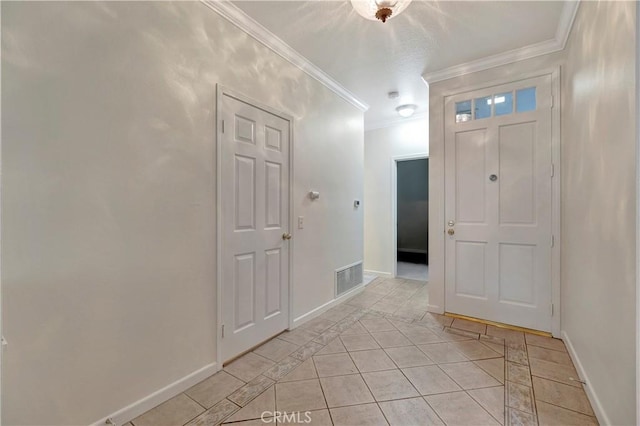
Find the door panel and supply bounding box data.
[445,75,552,332]
[234,253,256,331]
[235,155,256,230]
[456,130,487,224]
[265,126,282,151]
[235,115,256,144]
[265,162,282,228]
[221,93,290,361]
[499,123,536,224]
[499,243,535,305]
[455,241,487,298]
[265,249,282,318]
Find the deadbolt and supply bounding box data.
[448,220,455,227]
[447,229,455,236]
[282,232,292,240]
[489,174,498,182]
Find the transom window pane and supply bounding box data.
[516,87,536,112]
[475,96,492,119]
[494,92,513,116]
[455,100,472,123]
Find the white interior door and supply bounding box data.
[220,92,290,362]
[444,75,553,332]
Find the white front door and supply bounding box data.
[220,92,290,362]
[444,75,553,332]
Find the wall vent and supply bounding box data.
[335,261,363,297]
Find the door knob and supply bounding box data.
[447,229,455,236]
[282,232,292,240]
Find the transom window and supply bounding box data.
[455,87,536,123]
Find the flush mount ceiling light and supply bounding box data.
[396,104,417,118]
[351,0,413,23]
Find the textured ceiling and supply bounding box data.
[232,1,566,129]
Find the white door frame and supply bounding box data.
[215,85,295,365]
[431,67,561,337]
[635,4,640,420]
[391,153,429,278]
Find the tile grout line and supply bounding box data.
[182,391,208,411]
[466,388,506,425]
[313,341,336,425]
[340,326,396,425]
[430,356,505,422]
[523,340,540,426]
[532,397,599,418]
[528,371,586,388]
[393,352,448,424]
[503,337,508,426]
[342,348,387,425]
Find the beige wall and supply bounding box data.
[364,118,429,276]
[1,2,364,424]
[561,1,637,424]
[428,2,637,423]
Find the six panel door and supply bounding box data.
[220,93,290,362]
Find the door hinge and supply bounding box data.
[551,235,555,247]
[550,96,554,108]
[221,120,225,134]
[551,303,555,316]
[221,324,225,338]
[550,163,555,178]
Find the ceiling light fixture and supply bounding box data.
[396,104,417,118]
[351,0,413,23]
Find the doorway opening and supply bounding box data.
[394,156,429,281]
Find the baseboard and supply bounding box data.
[362,274,377,286]
[561,331,611,425]
[292,284,365,328]
[364,269,393,279]
[90,362,220,426]
[427,304,444,314]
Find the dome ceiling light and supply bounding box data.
[351,0,413,23]
[396,104,417,118]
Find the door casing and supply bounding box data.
[215,85,295,365]
[428,68,561,337]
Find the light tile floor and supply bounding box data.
[130,277,597,426]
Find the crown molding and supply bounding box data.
[201,0,369,112]
[365,113,428,132]
[422,1,580,85]
[555,0,580,48]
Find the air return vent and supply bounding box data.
[335,261,363,297]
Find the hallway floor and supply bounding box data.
[396,261,429,281]
[130,277,597,426]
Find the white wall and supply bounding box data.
[1,2,364,425]
[561,2,637,424]
[364,117,428,276]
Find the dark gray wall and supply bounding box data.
[397,159,428,256]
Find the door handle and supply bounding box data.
[447,228,455,236]
[282,232,292,240]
